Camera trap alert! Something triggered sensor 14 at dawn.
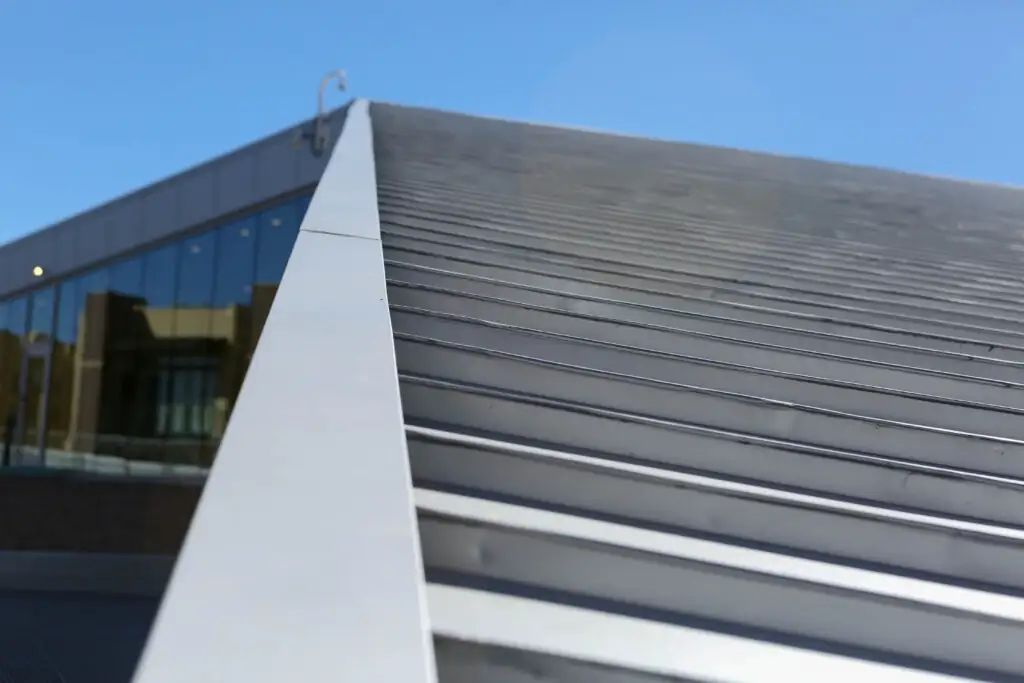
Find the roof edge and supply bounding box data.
[2,99,355,251]
[370,99,1024,194]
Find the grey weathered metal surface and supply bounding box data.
[372,102,1024,681]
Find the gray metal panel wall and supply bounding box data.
[0,106,349,299]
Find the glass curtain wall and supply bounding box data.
[0,193,310,478]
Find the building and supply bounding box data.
[5,98,1024,683]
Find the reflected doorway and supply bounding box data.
[13,340,51,468]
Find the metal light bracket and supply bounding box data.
[293,70,348,157]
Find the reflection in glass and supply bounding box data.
[78,267,110,310]
[110,255,144,298]
[256,201,300,286]
[27,286,55,341]
[177,230,217,310]
[6,298,27,338]
[295,195,312,225]
[0,193,311,538]
[213,217,257,429]
[144,244,179,309]
[0,297,27,465]
[17,353,47,462]
[214,217,256,307]
[48,278,79,454]
[0,301,12,451]
[253,199,303,346]
[169,230,218,465]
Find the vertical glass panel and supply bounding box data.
[254,200,300,286]
[143,243,179,309]
[214,217,256,307]
[96,245,173,470]
[211,217,257,438]
[0,297,26,467]
[252,201,301,349]
[55,279,80,345]
[27,286,55,342]
[296,194,312,223]
[106,254,146,353]
[6,297,27,338]
[109,254,144,297]
[18,288,56,464]
[0,300,8,381]
[171,230,217,467]
[177,230,217,309]
[67,267,112,465]
[48,278,80,456]
[16,353,47,463]
[0,300,13,454]
[78,267,110,304]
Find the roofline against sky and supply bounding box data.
[372,98,1024,194]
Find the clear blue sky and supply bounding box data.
[2,0,1023,243]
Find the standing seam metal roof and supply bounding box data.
[370,102,1024,682]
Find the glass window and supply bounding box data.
[0,297,27,455]
[79,267,109,298]
[252,201,303,352]
[0,300,7,374]
[55,279,80,345]
[6,297,27,338]
[171,230,218,466]
[0,300,13,447]
[27,286,55,341]
[211,217,257,436]
[157,357,217,440]
[109,254,144,298]
[75,266,110,339]
[254,200,301,286]
[0,300,8,372]
[0,196,307,548]
[213,217,256,307]
[143,243,179,309]
[296,194,312,224]
[48,278,81,455]
[61,268,111,463]
[76,267,109,352]
[177,230,217,309]
[105,255,146,352]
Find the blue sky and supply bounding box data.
[1,0,1023,243]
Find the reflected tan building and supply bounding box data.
[47,284,278,466]
[0,192,311,473]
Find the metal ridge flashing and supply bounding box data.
[132,100,437,683]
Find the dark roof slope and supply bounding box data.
[373,101,1024,681]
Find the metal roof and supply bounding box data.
[138,100,1024,683]
[375,102,1024,682]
